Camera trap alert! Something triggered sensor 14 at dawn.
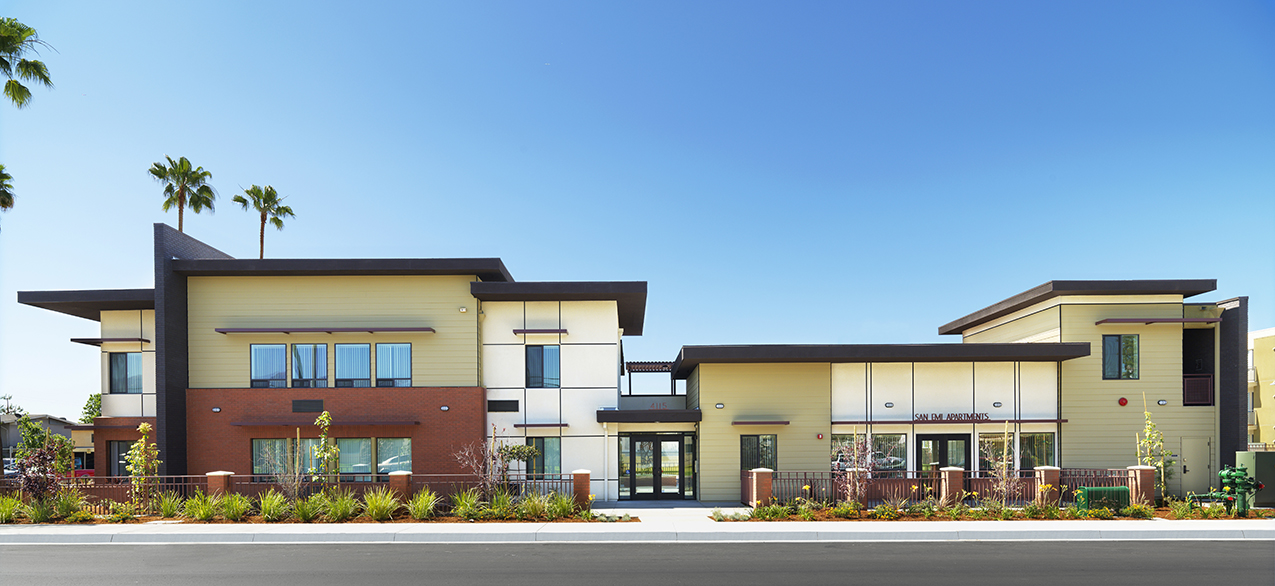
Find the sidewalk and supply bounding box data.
[2,502,1274,544]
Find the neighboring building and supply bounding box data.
[0,413,76,459]
[1249,328,1275,445]
[15,224,1252,502]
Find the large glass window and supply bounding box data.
[376,438,412,473]
[252,439,291,475]
[526,345,560,388]
[335,344,371,387]
[291,344,327,388]
[1019,433,1056,469]
[831,433,906,473]
[376,343,412,387]
[740,434,777,470]
[1102,334,1139,380]
[526,437,561,477]
[108,440,131,477]
[338,438,373,477]
[108,352,143,394]
[978,433,1012,472]
[250,344,287,388]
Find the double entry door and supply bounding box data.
[627,435,684,500]
[917,434,970,472]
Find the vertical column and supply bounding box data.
[389,470,412,500]
[1035,466,1060,504]
[206,471,233,496]
[572,469,592,510]
[751,468,773,506]
[940,467,965,506]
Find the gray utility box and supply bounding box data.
[1235,451,1275,507]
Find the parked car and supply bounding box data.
[3,458,17,479]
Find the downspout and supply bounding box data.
[603,422,609,501]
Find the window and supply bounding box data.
[108,440,131,476]
[334,344,371,387]
[108,352,143,394]
[252,438,324,478]
[487,400,519,412]
[1102,334,1139,379]
[376,343,411,387]
[526,345,560,388]
[291,344,327,388]
[250,345,287,388]
[740,434,777,470]
[526,437,561,477]
[831,433,906,473]
[376,438,412,473]
[978,433,1012,472]
[1019,433,1055,469]
[338,438,372,475]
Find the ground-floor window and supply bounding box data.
[525,437,561,477]
[251,437,410,480]
[831,433,906,473]
[252,438,323,477]
[740,434,778,471]
[108,440,131,477]
[1019,432,1055,469]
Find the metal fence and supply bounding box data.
[1057,469,1136,503]
[753,468,1135,507]
[65,476,208,515]
[963,470,1038,506]
[230,474,393,500]
[408,473,576,501]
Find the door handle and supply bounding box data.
[1183,467,1190,474]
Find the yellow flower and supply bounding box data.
[589,494,596,500]
[911,485,918,491]
[1224,486,1231,492]
[803,485,810,491]
[972,491,979,496]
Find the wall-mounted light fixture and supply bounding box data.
[992,402,1003,408]
[440,405,450,411]
[459,307,467,313]
[211,407,221,413]
[715,403,725,409]
[884,402,894,408]
[1157,400,1168,406]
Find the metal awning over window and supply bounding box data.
[1094,318,1220,326]
[215,327,435,334]
[513,329,568,335]
[70,337,150,346]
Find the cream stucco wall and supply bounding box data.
[98,310,156,418]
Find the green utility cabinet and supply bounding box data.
[1076,486,1130,511]
[1235,451,1275,507]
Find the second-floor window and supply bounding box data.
[335,344,371,387]
[292,344,327,388]
[376,343,411,387]
[1102,334,1139,380]
[108,352,142,394]
[250,345,287,388]
[526,345,560,388]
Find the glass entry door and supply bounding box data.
[628,435,684,500]
[916,434,970,472]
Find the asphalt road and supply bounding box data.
[2,541,1271,585]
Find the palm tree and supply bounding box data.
[0,164,13,231]
[149,156,216,233]
[0,18,53,109]
[233,185,295,259]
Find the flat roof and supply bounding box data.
[170,257,514,282]
[938,279,1217,336]
[671,343,1091,378]
[17,288,155,322]
[471,281,647,336]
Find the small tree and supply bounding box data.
[16,438,59,503]
[1137,401,1175,502]
[310,411,340,485]
[79,393,101,424]
[980,424,1021,509]
[125,423,162,510]
[15,414,72,473]
[834,430,878,506]
[453,425,539,497]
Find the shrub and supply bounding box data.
[258,489,291,522]
[797,504,816,521]
[515,492,548,520]
[53,487,85,519]
[547,492,576,520]
[1167,497,1195,520]
[362,487,401,522]
[1086,507,1115,520]
[711,508,726,522]
[221,493,253,521]
[751,504,789,521]
[1202,504,1227,519]
[450,488,484,520]
[0,495,21,523]
[23,499,56,523]
[869,504,900,520]
[830,502,860,519]
[107,500,137,523]
[486,490,514,520]
[159,491,185,518]
[325,489,359,522]
[183,491,220,522]
[406,487,440,520]
[729,512,750,521]
[1120,503,1155,519]
[64,510,94,523]
[293,494,325,523]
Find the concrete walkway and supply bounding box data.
[2,502,1274,544]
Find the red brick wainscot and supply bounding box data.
[90,417,155,477]
[184,387,485,476]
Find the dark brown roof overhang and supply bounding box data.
[71,337,151,346]
[938,279,1217,336]
[671,343,1090,379]
[18,288,155,321]
[472,281,647,336]
[171,258,513,282]
[596,409,702,423]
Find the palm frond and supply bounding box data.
[3,79,31,108]
[15,59,50,87]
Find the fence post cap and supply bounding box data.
[388,470,412,476]
[206,471,234,477]
[750,468,773,473]
[1033,466,1061,471]
[1127,465,1156,470]
[571,469,591,475]
[939,467,965,472]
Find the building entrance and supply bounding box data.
[917,434,970,471]
[620,433,694,500]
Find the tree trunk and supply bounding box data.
[177,188,186,233]
[259,213,266,259]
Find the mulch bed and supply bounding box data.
[4,513,639,525]
[713,508,1274,522]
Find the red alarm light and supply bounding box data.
[817,433,824,440]
[1118,397,1128,406]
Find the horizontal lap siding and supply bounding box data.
[965,305,1061,344]
[697,363,831,502]
[188,275,480,388]
[1059,301,1215,495]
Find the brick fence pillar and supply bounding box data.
[1035,466,1060,505]
[572,470,591,510]
[389,471,412,500]
[940,467,965,507]
[206,471,233,496]
[751,468,773,506]
[1127,465,1156,505]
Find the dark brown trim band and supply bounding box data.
[1094,318,1221,325]
[831,419,1069,425]
[595,409,702,423]
[215,327,435,334]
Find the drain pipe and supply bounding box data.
[603,422,609,501]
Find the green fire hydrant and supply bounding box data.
[1189,465,1265,516]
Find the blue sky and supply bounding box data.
[1,1,1272,418]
